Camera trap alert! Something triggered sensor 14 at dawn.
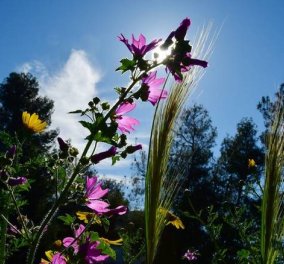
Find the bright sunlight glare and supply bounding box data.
[152,45,172,63]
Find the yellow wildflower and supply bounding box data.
[40,250,53,264]
[100,237,123,246]
[159,207,185,229]
[22,111,47,133]
[248,159,256,168]
[76,211,101,225]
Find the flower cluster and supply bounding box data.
[1,16,208,264]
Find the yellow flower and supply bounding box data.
[248,159,256,168]
[100,237,123,246]
[76,211,101,224]
[22,111,47,133]
[159,207,185,229]
[40,250,53,264]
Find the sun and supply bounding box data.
[152,45,172,63]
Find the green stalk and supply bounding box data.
[261,102,284,264]
[26,73,147,263]
[0,192,9,264]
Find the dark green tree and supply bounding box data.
[155,104,218,263]
[257,83,284,128]
[0,72,57,153]
[171,104,217,210]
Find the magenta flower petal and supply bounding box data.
[119,33,161,57]
[115,102,139,133]
[82,241,109,263]
[86,200,110,213]
[116,102,136,115]
[87,183,109,200]
[86,176,109,200]
[63,237,79,253]
[75,224,85,238]
[142,71,167,105]
[116,116,140,133]
[52,253,67,264]
[86,176,98,191]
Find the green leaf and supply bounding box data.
[112,155,120,165]
[58,214,75,225]
[116,58,136,73]
[90,231,99,241]
[97,240,116,259]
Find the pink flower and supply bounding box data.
[80,240,109,263]
[85,176,109,213]
[85,176,127,216]
[183,249,198,261]
[63,224,85,253]
[118,34,161,58]
[51,253,67,264]
[142,71,167,105]
[115,102,139,133]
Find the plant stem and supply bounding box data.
[9,188,31,241]
[26,139,93,264]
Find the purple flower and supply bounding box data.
[118,34,161,57]
[115,102,139,133]
[51,253,67,264]
[166,53,208,82]
[142,71,167,105]
[8,177,27,186]
[90,146,117,164]
[80,240,109,263]
[85,176,110,213]
[85,176,127,216]
[183,249,198,261]
[63,224,85,253]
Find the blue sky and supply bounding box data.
[0,0,284,179]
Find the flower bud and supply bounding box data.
[57,137,69,152]
[125,144,142,154]
[91,146,117,164]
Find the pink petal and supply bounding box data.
[86,176,97,191]
[75,224,85,238]
[88,183,109,200]
[63,237,79,253]
[117,116,139,133]
[115,102,136,115]
[87,200,110,213]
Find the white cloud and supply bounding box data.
[17,50,150,171]
[19,50,100,152]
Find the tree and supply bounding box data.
[215,118,264,205]
[0,72,57,153]
[171,104,217,209]
[0,72,58,225]
[257,83,284,128]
